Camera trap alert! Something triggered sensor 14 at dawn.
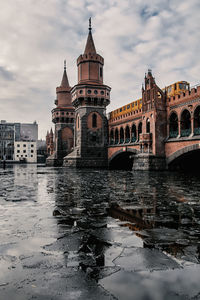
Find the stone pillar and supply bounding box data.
[178,120,181,137]
[191,116,194,136]
[167,121,169,138]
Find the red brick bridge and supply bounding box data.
[108,71,200,170]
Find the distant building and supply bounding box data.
[37,139,47,163]
[14,141,37,163]
[0,120,38,161]
[20,121,38,141]
[0,121,15,160]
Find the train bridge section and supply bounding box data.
[108,71,200,171]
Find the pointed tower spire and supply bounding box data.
[84,18,96,54]
[61,60,69,87]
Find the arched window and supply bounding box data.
[125,126,130,143]
[120,127,124,144]
[146,118,150,133]
[110,129,114,145]
[131,124,136,142]
[92,113,97,128]
[181,109,191,137]
[194,106,200,135]
[138,122,142,140]
[169,112,178,138]
[115,128,119,144]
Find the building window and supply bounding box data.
[23,150,26,153]
[17,155,19,157]
[25,155,27,157]
[31,144,34,147]
[100,67,103,77]
[17,150,20,153]
[31,155,33,157]
[31,150,34,153]
[87,90,91,94]
[92,113,97,128]
[17,144,20,147]
[23,144,26,147]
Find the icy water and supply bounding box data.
[0,164,200,300]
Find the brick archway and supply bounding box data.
[167,143,200,165]
[109,147,139,163]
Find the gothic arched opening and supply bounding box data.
[114,128,119,144]
[194,106,200,135]
[110,129,114,145]
[169,112,178,138]
[125,126,130,143]
[138,122,142,140]
[181,109,191,137]
[120,127,124,144]
[109,151,134,170]
[146,119,150,133]
[92,113,97,128]
[131,124,136,142]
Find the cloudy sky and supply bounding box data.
[0,0,199,139]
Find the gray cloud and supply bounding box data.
[0,0,199,138]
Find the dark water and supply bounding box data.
[0,164,200,300]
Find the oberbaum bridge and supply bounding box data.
[46,20,200,171]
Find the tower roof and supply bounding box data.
[84,18,96,54]
[60,60,70,87]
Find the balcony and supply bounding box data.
[139,133,152,143]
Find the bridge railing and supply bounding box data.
[181,129,191,137]
[194,128,200,135]
[169,130,178,138]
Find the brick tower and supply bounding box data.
[63,19,111,167]
[133,70,167,170]
[46,61,75,166]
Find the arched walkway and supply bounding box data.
[120,127,124,144]
[110,129,114,145]
[131,124,137,142]
[169,112,178,138]
[194,106,200,135]
[180,109,191,137]
[115,128,119,144]
[125,126,130,143]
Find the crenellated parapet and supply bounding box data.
[167,85,200,107]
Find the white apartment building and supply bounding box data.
[14,141,37,163]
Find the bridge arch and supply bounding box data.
[109,148,139,170]
[167,143,200,170]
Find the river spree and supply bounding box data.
[0,164,200,300]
